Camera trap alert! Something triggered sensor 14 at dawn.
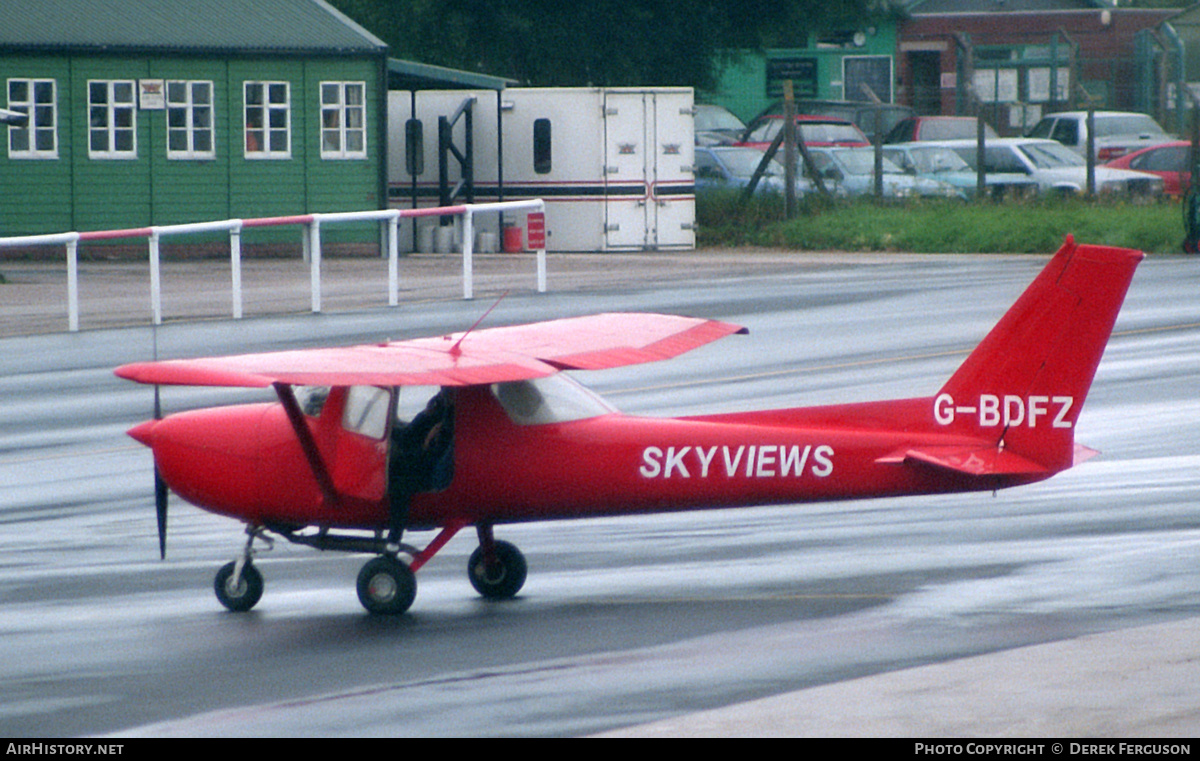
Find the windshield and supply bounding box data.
[896,147,970,173]
[696,106,745,132]
[830,149,903,175]
[751,119,865,144]
[920,118,997,141]
[798,122,867,144]
[1095,114,1164,137]
[716,148,781,177]
[1019,141,1084,168]
[491,374,617,425]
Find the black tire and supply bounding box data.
[356,556,417,615]
[214,561,264,612]
[467,540,527,600]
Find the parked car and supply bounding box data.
[739,114,870,150]
[938,138,1164,196]
[786,99,914,142]
[881,143,1037,199]
[1104,140,1192,197]
[884,116,997,144]
[804,147,964,199]
[694,104,747,146]
[694,146,812,196]
[1026,110,1173,162]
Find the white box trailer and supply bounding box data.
[387,87,695,252]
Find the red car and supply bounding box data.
[884,115,997,144]
[738,114,869,149]
[1104,140,1192,196]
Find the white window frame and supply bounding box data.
[320,81,367,159]
[6,78,58,159]
[166,80,215,159]
[244,80,292,159]
[88,79,137,159]
[842,55,894,103]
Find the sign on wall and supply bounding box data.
[766,58,817,99]
[139,79,165,110]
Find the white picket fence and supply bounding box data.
[0,200,547,332]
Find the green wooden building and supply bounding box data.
[0,0,388,240]
[704,22,901,124]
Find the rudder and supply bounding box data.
[933,236,1142,473]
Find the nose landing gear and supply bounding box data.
[209,522,526,614]
[213,527,271,612]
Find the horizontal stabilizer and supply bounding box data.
[877,445,1051,477]
[1073,443,1100,467]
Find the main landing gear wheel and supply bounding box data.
[468,540,527,600]
[214,561,264,612]
[357,556,417,615]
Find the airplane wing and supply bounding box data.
[114,313,747,388]
[438,311,748,371]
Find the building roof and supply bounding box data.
[0,0,386,54]
[387,59,516,92]
[906,0,1115,13]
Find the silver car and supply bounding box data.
[936,138,1164,196]
[805,147,965,199]
[1026,111,1173,162]
[882,143,1038,199]
[694,145,813,196]
[694,104,747,147]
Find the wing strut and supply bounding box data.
[274,383,341,510]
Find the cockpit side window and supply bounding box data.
[342,386,393,439]
[491,374,616,425]
[395,385,443,425]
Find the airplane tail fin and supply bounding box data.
[929,236,1142,475]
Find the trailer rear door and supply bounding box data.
[603,90,694,250]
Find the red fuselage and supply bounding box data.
[115,239,1144,616]
[139,383,1032,535]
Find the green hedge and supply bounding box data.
[697,191,1187,254]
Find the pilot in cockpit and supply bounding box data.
[386,388,454,553]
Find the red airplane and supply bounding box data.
[115,237,1142,615]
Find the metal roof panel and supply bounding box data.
[0,0,386,53]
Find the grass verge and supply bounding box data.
[697,191,1187,254]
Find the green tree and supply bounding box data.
[329,0,880,89]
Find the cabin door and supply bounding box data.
[331,385,394,505]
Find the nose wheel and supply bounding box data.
[214,560,264,611]
[213,527,270,612]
